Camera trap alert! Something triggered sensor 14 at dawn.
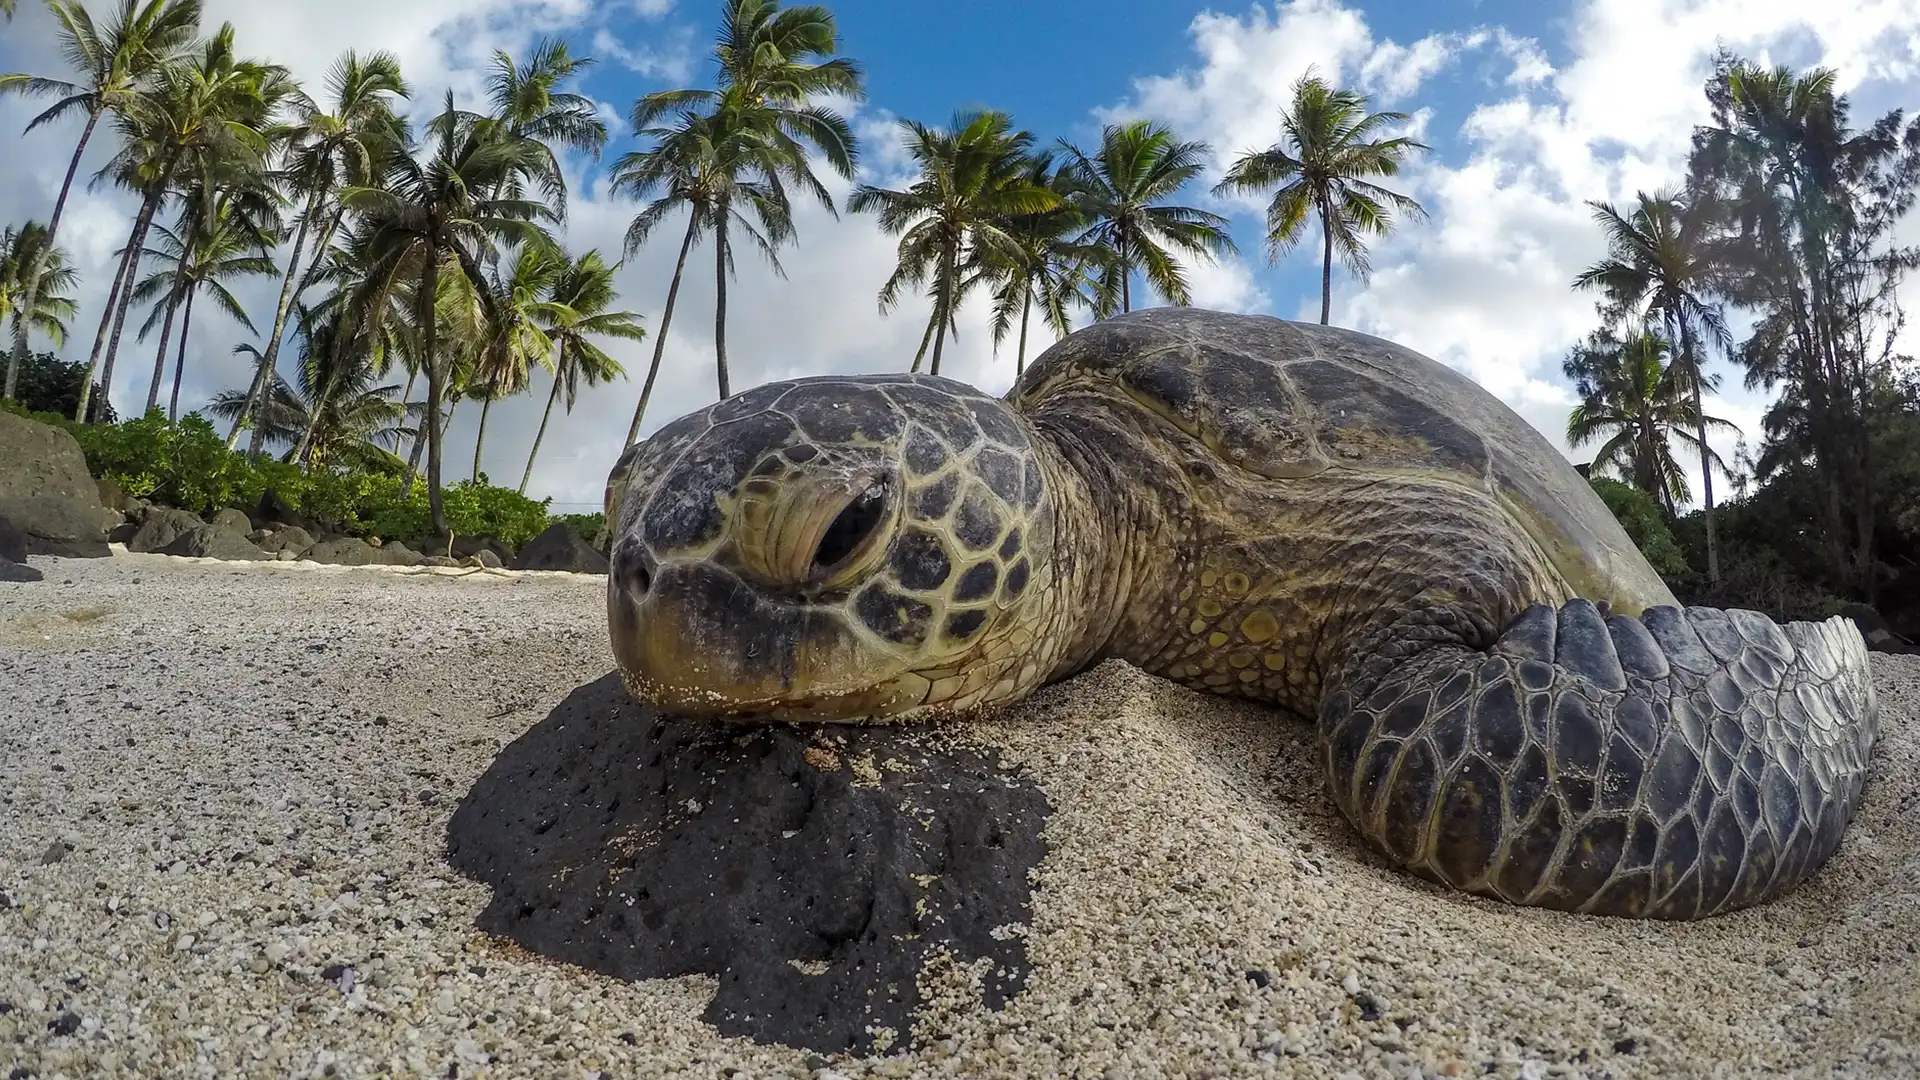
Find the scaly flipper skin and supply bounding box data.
[1318,599,1880,919]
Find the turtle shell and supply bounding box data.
[1010,308,1678,616]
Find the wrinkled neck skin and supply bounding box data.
[1019,394,1191,686]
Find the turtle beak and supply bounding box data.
[607,559,926,721]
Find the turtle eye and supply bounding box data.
[813,477,890,574]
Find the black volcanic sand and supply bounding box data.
[445,673,1050,1055]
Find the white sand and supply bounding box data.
[1,552,1916,1079]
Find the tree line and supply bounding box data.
[1,0,1436,540]
[1564,50,1920,621]
[8,5,1910,623]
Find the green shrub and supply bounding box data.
[5,404,559,549]
[1589,477,1692,583]
[72,409,259,516]
[357,474,553,549]
[556,512,607,549]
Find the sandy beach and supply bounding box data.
[2,551,1917,1079]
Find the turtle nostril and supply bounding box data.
[617,543,654,598]
[812,479,890,572]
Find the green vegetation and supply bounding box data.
[1,3,1914,637]
[1567,52,1920,632]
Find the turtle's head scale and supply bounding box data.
[604,375,1064,723]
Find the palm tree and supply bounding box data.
[482,38,607,217]
[1056,119,1235,316]
[217,317,416,473]
[850,110,1059,377]
[521,250,643,493]
[129,182,277,419]
[1214,69,1429,325]
[1,0,203,417]
[613,105,797,424]
[1,222,79,401]
[629,0,863,407]
[1573,187,1731,582]
[1564,327,1740,516]
[230,49,409,451]
[466,243,566,481]
[986,152,1099,376]
[338,92,556,535]
[79,22,293,423]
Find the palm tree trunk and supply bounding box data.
[521,360,564,495]
[145,282,184,414]
[5,313,24,403]
[232,188,322,450]
[74,217,142,422]
[930,242,957,377]
[713,207,731,400]
[1320,204,1334,326]
[422,241,448,537]
[909,305,936,374]
[1677,315,1718,584]
[8,106,103,404]
[1015,281,1033,378]
[168,289,196,423]
[625,214,699,446]
[98,185,169,416]
[472,396,491,482]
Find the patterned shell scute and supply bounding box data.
[1011,308,1677,614]
[606,372,1013,558]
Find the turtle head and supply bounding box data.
[604,376,1061,723]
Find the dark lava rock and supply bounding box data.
[46,1011,80,1036]
[95,477,130,513]
[0,410,117,557]
[297,537,381,566]
[127,508,206,554]
[257,488,315,532]
[209,507,253,535]
[0,559,43,583]
[511,522,610,574]
[376,541,425,567]
[446,674,1049,1055]
[0,496,114,557]
[1841,602,1917,654]
[0,516,24,564]
[296,536,424,567]
[449,533,514,564]
[157,525,272,561]
[259,525,317,556]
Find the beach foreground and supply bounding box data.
[2,552,1917,1079]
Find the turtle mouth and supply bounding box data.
[615,664,934,724]
[608,560,928,722]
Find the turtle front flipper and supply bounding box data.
[1317,599,1880,919]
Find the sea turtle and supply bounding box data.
[602,307,1880,921]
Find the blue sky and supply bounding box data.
[3,0,1919,512]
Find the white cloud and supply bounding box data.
[590,24,695,83]
[1096,0,1920,512]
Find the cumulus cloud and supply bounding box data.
[1097,0,1920,508]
